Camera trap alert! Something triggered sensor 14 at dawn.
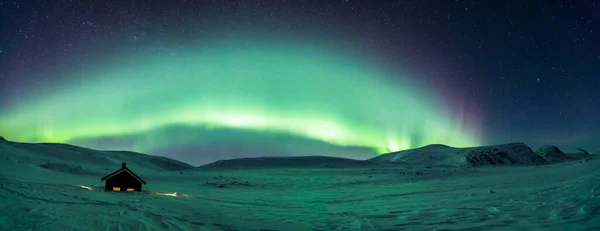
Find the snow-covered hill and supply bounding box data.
[0,139,193,172]
[199,156,385,170]
[370,143,549,167]
[1,138,599,230]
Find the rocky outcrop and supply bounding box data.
[465,143,547,166]
[536,146,573,163]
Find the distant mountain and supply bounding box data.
[0,138,193,172]
[198,156,386,170]
[1,136,594,171]
[535,145,573,163]
[369,144,461,166]
[564,148,591,159]
[370,143,548,167]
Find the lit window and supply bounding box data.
[127,188,134,192]
[112,187,120,191]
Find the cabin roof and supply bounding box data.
[101,165,147,184]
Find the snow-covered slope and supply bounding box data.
[1,139,599,230]
[369,144,462,166]
[0,139,193,172]
[370,143,548,167]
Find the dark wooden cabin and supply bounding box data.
[101,162,146,192]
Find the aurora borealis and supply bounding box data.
[0,38,480,162]
[1,1,598,164]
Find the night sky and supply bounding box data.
[1,1,598,165]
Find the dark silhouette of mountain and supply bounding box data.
[535,145,573,163]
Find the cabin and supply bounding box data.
[101,162,146,192]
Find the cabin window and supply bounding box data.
[127,188,134,192]
[112,187,120,191]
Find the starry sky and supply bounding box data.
[0,1,598,165]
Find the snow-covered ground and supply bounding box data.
[1,140,599,230]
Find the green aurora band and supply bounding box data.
[0,39,481,154]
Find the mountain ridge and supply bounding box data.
[0,137,595,169]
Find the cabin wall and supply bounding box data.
[104,171,143,192]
